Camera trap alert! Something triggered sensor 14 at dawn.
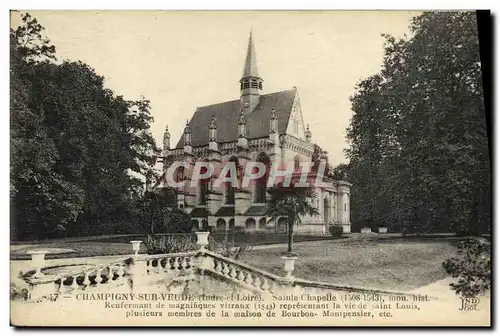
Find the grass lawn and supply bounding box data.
[11,234,459,293]
[238,237,458,291]
[10,233,340,260]
[10,231,460,292]
[10,241,141,260]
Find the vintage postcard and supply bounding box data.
[10,10,491,327]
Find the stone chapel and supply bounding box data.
[155,31,351,235]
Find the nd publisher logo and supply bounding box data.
[459,297,480,311]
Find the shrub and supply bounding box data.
[217,240,253,260]
[204,233,253,260]
[206,234,218,252]
[10,283,29,301]
[329,224,343,237]
[230,244,253,260]
[143,234,196,254]
[442,238,491,297]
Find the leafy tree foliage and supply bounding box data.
[345,12,490,235]
[138,189,192,235]
[311,143,330,175]
[11,13,159,239]
[328,224,343,237]
[330,163,350,181]
[443,238,491,297]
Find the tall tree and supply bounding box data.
[10,14,85,239]
[10,13,159,239]
[346,12,490,235]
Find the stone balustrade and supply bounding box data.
[59,261,129,293]
[142,252,197,275]
[23,232,425,302]
[26,259,131,301]
[201,250,286,296]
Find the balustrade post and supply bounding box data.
[128,240,146,293]
[194,231,212,295]
[130,240,142,255]
[26,250,48,278]
[195,231,210,251]
[281,256,297,281]
[131,258,149,292]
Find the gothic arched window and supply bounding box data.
[226,184,235,205]
[225,156,238,205]
[198,165,210,205]
[254,153,270,203]
[294,156,300,172]
[199,181,208,205]
[175,166,185,183]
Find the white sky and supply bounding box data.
[11,10,420,165]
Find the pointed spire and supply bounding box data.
[209,116,216,129]
[242,29,259,78]
[270,108,277,120]
[184,120,191,146]
[305,123,312,142]
[239,30,263,113]
[209,116,217,142]
[163,125,171,152]
[238,111,246,125]
[269,108,278,134]
[238,111,247,138]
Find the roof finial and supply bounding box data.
[305,123,312,142]
[163,125,171,151]
[209,115,217,129]
[209,116,217,143]
[269,108,278,134]
[238,111,247,138]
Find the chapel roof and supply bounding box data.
[175,88,296,148]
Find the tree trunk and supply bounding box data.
[287,218,294,253]
[150,211,155,235]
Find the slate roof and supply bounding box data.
[190,207,208,218]
[244,205,267,216]
[215,206,235,217]
[175,89,296,148]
